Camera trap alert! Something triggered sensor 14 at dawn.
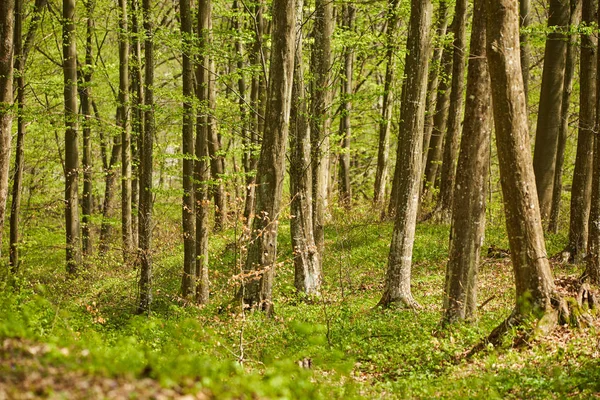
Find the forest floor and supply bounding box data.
[1,202,599,399]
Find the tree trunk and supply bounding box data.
[62,0,81,273]
[195,0,212,304]
[180,0,196,299]
[436,0,467,223]
[310,0,333,259]
[338,4,355,208]
[378,0,432,309]
[10,0,46,272]
[532,0,569,222]
[240,0,295,313]
[486,0,560,317]
[549,0,581,233]
[98,134,121,252]
[443,0,491,323]
[373,0,401,209]
[290,0,320,295]
[421,0,450,177]
[568,0,597,262]
[119,0,133,258]
[137,0,155,313]
[520,0,531,101]
[80,0,94,256]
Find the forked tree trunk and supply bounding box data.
[568,0,597,262]
[62,0,81,273]
[378,0,432,309]
[532,0,570,222]
[180,0,196,299]
[486,0,562,319]
[338,4,354,208]
[436,0,467,223]
[137,0,155,313]
[443,0,491,323]
[290,0,320,295]
[373,0,401,209]
[195,0,212,304]
[549,0,581,233]
[119,0,133,258]
[310,0,333,259]
[239,0,295,313]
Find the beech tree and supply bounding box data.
[379,0,432,308]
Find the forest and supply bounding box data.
[0,0,600,397]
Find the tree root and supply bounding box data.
[376,291,422,310]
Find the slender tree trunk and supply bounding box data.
[373,0,401,209]
[421,44,452,206]
[338,5,354,208]
[421,0,450,175]
[549,0,581,233]
[130,0,144,250]
[99,135,121,252]
[520,0,531,101]
[62,0,81,273]
[195,0,212,304]
[138,0,155,313]
[180,0,196,299]
[443,0,491,323]
[290,0,320,295]
[240,0,295,313]
[119,0,133,258]
[378,0,432,309]
[80,0,94,256]
[10,0,46,272]
[486,0,560,317]
[435,0,467,223]
[568,0,597,262]
[310,0,333,258]
[532,0,569,222]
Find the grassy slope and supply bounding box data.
[0,200,599,399]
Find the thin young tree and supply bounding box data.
[568,0,597,262]
[520,0,531,100]
[62,0,81,273]
[181,0,196,298]
[443,0,491,324]
[138,0,155,313]
[532,0,570,222]
[378,0,432,309]
[290,0,320,295]
[239,0,295,313]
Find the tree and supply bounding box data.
[520,0,531,101]
[567,0,596,262]
[443,0,491,323]
[310,0,333,258]
[62,0,81,273]
[373,0,401,208]
[485,0,566,333]
[180,0,196,299]
[290,0,320,295]
[378,0,432,308]
[138,0,155,313]
[239,0,295,312]
[435,0,467,223]
[532,0,569,222]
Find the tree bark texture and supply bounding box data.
[379,0,432,308]
[520,0,531,101]
[532,0,569,222]
[443,0,491,323]
[241,0,295,312]
[486,0,558,315]
[568,0,597,262]
[62,0,81,273]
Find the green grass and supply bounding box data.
[0,203,598,399]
